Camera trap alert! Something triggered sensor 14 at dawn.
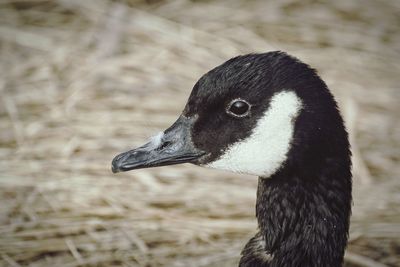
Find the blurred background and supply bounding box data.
[0,0,399,266]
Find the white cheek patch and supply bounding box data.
[206,91,302,177]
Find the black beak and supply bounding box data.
[111,116,205,173]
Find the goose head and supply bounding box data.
[112,52,347,180]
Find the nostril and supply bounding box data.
[158,141,172,151]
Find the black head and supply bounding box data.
[112,51,349,181]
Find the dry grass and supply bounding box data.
[0,0,399,266]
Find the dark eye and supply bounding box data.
[227,99,251,117]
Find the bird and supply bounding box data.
[112,51,352,267]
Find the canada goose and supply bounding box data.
[112,51,352,267]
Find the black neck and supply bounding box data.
[240,162,352,267]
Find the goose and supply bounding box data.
[111,51,352,267]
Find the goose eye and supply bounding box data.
[227,99,251,117]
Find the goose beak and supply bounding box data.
[111,116,205,173]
